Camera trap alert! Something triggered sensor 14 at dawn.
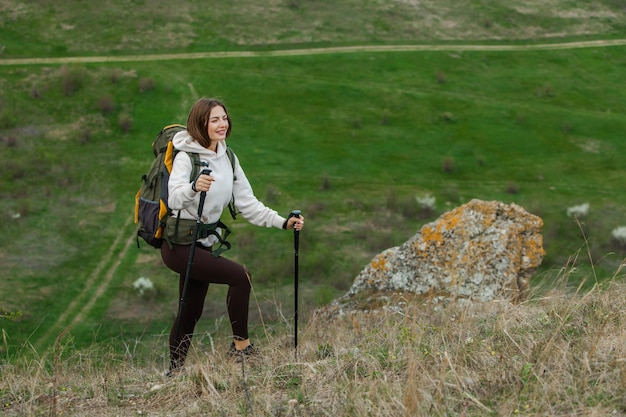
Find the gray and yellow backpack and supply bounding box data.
[134,124,237,252]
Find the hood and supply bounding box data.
[172,130,227,157]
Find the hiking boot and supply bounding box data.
[228,342,258,362]
[165,365,184,378]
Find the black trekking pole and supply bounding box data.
[175,168,211,344]
[288,209,302,360]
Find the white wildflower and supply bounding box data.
[611,226,626,245]
[566,203,589,218]
[416,193,436,211]
[133,276,154,296]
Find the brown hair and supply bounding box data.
[186,98,232,148]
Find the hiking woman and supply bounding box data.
[161,97,304,373]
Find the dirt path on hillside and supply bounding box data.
[35,215,136,349]
[2,39,626,66]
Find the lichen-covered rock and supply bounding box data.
[345,199,545,303]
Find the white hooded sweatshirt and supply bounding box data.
[169,130,286,247]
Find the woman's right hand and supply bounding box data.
[192,173,214,192]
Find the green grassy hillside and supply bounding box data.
[2,0,626,58]
[0,4,625,414]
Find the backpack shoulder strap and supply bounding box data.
[187,152,202,182]
[226,146,238,220]
[226,147,237,181]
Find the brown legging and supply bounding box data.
[160,243,251,370]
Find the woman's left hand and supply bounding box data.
[287,215,305,231]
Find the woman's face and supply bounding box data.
[207,105,229,143]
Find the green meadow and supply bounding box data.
[3,44,626,354]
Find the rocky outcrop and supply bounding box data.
[343,199,545,308]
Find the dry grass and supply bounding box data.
[2,276,625,416]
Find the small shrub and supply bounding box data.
[304,200,326,218]
[399,198,419,218]
[80,128,91,144]
[118,113,133,133]
[110,68,121,84]
[320,175,331,191]
[505,182,519,194]
[139,77,155,93]
[60,66,85,96]
[98,95,115,114]
[1,135,18,147]
[442,156,455,173]
[30,86,41,98]
[387,192,420,219]
[562,122,573,134]
[536,85,553,98]
[440,112,455,122]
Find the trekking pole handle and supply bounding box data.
[288,210,302,233]
[197,168,212,218]
[289,209,302,221]
[289,210,301,250]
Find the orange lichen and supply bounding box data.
[421,225,443,245]
[371,255,388,271]
[442,209,462,230]
[523,236,546,267]
[420,209,462,247]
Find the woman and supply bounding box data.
[161,97,304,373]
